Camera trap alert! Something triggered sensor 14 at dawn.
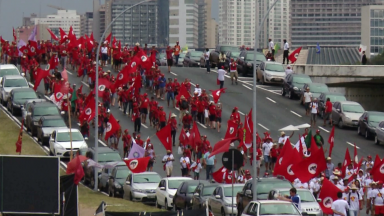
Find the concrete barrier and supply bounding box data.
[292,64,384,78]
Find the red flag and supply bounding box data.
[33,68,50,91]
[212,166,227,183]
[242,109,253,148]
[68,26,74,39]
[341,148,351,178]
[13,28,16,42]
[124,157,151,173]
[191,121,201,149]
[114,68,130,88]
[28,41,38,56]
[97,78,112,97]
[354,144,358,167]
[318,178,342,214]
[156,124,172,151]
[224,120,239,139]
[79,97,96,124]
[47,28,59,41]
[209,138,234,159]
[274,139,293,175]
[104,32,112,45]
[274,145,302,182]
[53,82,69,101]
[288,47,302,64]
[370,155,382,175]
[47,55,59,71]
[291,148,327,183]
[136,49,153,71]
[15,120,24,153]
[310,135,319,153]
[175,84,191,105]
[104,114,120,140]
[328,126,335,157]
[59,28,68,43]
[74,155,85,185]
[179,129,190,146]
[209,88,226,103]
[372,157,384,181]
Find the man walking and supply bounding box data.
[310,98,319,127]
[323,98,333,126]
[332,192,350,216]
[166,46,174,73]
[217,66,226,89]
[269,39,275,57]
[302,87,312,116]
[204,48,211,73]
[229,58,238,85]
[174,41,181,65]
[283,39,289,64]
[203,146,216,182]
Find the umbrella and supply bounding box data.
[66,155,88,174]
[295,123,311,129]
[279,125,299,131]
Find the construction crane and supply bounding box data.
[47,5,66,10]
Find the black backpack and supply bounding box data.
[180,100,188,109]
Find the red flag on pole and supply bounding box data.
[341,148,351,178]
[224,120,239,139]
[156,124,172,151]
[33,68,50,91]
[208,138,234,158]
[209,88,226,103]
[74,155,85,185]
[328,126,335,157]
[288,47,302,64]
[291,148,327,183]
[124,157,151,173]
[47,28,59,41]
[104,114,120,140]
[318,178,342,214]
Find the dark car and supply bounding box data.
[236,176,293,215]
[299,83,329,105]
[318,92,347,118]
[281,74,312,99]
[21,99,47,122]
[26,102,62,136]
[358,111,384,139]
[237,51,266,76]
[183,51,204,67]
[7,88,39,115]
[191,183,218,210]
[156,53,167,66]
[173,180,209,210]
[106,162,131,197]
[79,147,123,188]
[226,51,241,63]
[36,116,67,145]
[209,45,239,68]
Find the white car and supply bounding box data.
[0,64,23,83]
[155,177,193,210]
[241,200,303,216]
[256,61,286,85]
[0,75,29,105]
[49,129,88,157]
[123,172,162,203]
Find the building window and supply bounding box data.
[169,28,179,34]
[169,19,179,25]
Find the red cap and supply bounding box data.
[245,170,250,175]
[124,129,128,133]
[368,155,372,159]
[221,66,225,69]
[144,93,148,96]
[377,180,383,184]
[234,107,238,110]
[208,146,212,149]
[174,78,177,81]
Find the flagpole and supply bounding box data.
[231,149,234,216]
[68,96,73,160]
[253,0,280,201]
[93,0,155,191]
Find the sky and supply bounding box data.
[0,0,219,40]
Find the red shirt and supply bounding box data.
[231,112,241,122]
[166,49,173,59]
[216,109,222,118]
[174,82,180,92]
[136,139,144,147]
[230,62,237,71]
[61,101,69,111]
[209,105,216,115]
[182,115,192,125]
[270,148,278,158]
[159,111,166,122]
[141,97,149,108]
[165,83,174,92]
[325,101,332,113]
[122,134,131,148]
[132,107,140,120]
[191,99,198,111]
[197,101,205,112]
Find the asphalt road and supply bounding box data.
[19,64,384,179]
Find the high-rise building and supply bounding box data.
[197,0,217,48]
[157,0,169,47]
[268,0,290,50]
[256,0,268,48]
[169,0,198,48]
[218,0,257,47]
[361,5,384,58]
[80,12,93,37]
[34,10,81,36]
[290,0,384,48]
[111,0,158,46]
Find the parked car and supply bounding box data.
[99,162,115,192]
[268,188,323,216]
[299,83,329,105]
[0,64,23,83]
[208,184,244,216]
[374,121,384,145]
[173,180,208,210]
[256,61,286,85]
[37,116,67,145]
[7,88,39,115]
[26,102,62,136]
[241,200,302,216]
[183,51,204,67]
[107,162,131,197]
[21,99,46,122]
[173,53,186,67]
[155,177,193,210]
[191,183,219,210]
[226,51,241,62]
[156,53,167,66]
[237,51,266,76]
[236,176,293,215]
[281,74,312,99]
[358,111,384,139]
[48,128,88,157]
[332,101,365,128]
[0,75,29,105]
[209,45,239,68]
[318,92,347,118]
[123,172,161,203]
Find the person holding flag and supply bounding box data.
[190,159,203,180]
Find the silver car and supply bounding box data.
[36,116,68,146]
[268,188,323,216]
[0,64,24,83]
[332,101,365,128]
[374,120,384,145]
[241,200,303,216]
[256,61,286,85]
[123,172,161,203]
[49,129,88,157]
[208,184,244,216]
[0,75,29,105]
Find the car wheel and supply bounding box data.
[165,199,170,210]
[155,198,161,209]
[260,76,265,85]
[338,119,344,129]
[288,91,294,99]
[281,87,286,96]
[32,128,37,137]
[108,187,112,197]
[90,177,95,188]
[375,135,380,145]
[11,105,15,115]
[221,208,226,216]
[365,130,370,139]
[129,192,133,201]
[358,126,361,135]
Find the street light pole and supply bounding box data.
[93,0,154,191]
[253,0,280,200]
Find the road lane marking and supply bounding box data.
[98,139,108,146]
[141,123,148,128]
[67,71,73,75]
[238,111,245,115]
[190,82,196,87]
[266,97,276,103]
[197,122,207,128]
[256,86,280,95]
[318,126,330,133]
[290,110,302,117]
[170,72,178,76]
[258,123,269,131]
[81,81,90,87]
[242,84,252,90]
[239,77,254,80]
[347,142,360,149]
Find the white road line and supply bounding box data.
[318,126,330,133]
[239,77,254,80]
[141,123,148,128]
[67,71,73,75]
[258,123,269,131]
[238,111,245,115]
[242,84,252,90]
[347,142,360,149]
[290,110,302,117]
[98,139,108,146]
[81,81,90,87]
[190,82,196,87]
[209,94,213,98]
[170,72,178,76]
[266,97,276,103]
[197,122,207,128]
[175,107,180,111]
[256,86,280,95]
[242,81,253,83]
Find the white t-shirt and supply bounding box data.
[180,156,190,168]
[303,92,312,103]
[101,47,108,54]
[194,87,202,96]
[190,162,202,173]
[162,154,174,167]
[237,175,244,182]
[310,102,318,114]
[284,42,290,50]
[368,189,375,204]
[262,142,273,155]
[348,192,362,210]
[331,199,349,216]
[345,168,356,180]
[296,182,309,189]
[372,188,384,206]
[217,69,226,81]
[205,51,210,60]
[269,41,274,51]
[278,135,290,144]
[285,69,293,76]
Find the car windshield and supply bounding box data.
[168,179,185,189]
[259,203,300,215]
[0,68,20,77]
[278,190,316,202]
[98,152,122,163]
[257,181,293,194]
[179,53,186,58]
[4,78,28,87]
[34,106,59,116]
[14,92,37,100]
[158,53,166,59]
[133,174,161,183]
[43,119,66,127]
[369,115,384,127]
[187,185,199,194]
[293,77,312,84]
[231,51,241,60]
[246,53,266,62]
[342,104,364,113]
[224,186,243,197]
[191,52,203,57]
[327,95,347,103]
[203,187,216,196]
[56,131,84,142]
[221,46,239,52]
[266,64,285,72]
[309,85,329,93]
[116,168,131,179]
